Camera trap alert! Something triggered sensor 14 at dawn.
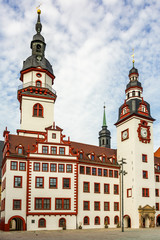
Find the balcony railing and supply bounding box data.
[18,81,56,95]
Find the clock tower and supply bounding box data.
[17,10,56,135]
[115,60,156,228]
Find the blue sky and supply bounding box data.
[0,0,160,151]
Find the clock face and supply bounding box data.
[141,128,147,138]
[122,130,128,140]
[122,129,129,141]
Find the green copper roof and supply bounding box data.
[103,105,107,127]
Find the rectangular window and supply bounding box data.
[50,163,56,172]
[142,154,147,162]
[114,202,119,211]
[63,178,71,189]
[92,167,97,175]
[59,147,65,155]
[127,188,132,198]
[114,184,119,194]
[19,162,26,171]
[156,203,159,211]
[156,175,159,182]
[55,198,70,210]
[49,177,57,188]
[104,202,110,211]
[103,169,108,177]
[104,184,110,194]
[42,163,48,172]
[66,164,72,173]
[155,189,159,197]
[34,162,40,171]
[94,183,100,193]
[58,164,64,172]
[13,200,21,210]
[114,170,118,178]
[142,188,149,197]
[84,201,90,210]
[109,170,113,177]
[80,166,85,174]
[102,156,105,162]
[143,170,148,179]
[52,133,56,139]
[14,176,22,188]
[42,146,48,154]
[35,177,44,188]
[11,161,18,170]
[94,201,100,210]
[98,168,102,176]
[35,198,51,210]
[83,182,90,192]
[18,148,23,154]
[91,155,95,160]
[51,146,57,154]
[86,167,91,175]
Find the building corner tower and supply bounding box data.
[99,105,111,148]
[115,59,155,228]
[17,9,56,135]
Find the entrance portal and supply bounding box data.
[156,215,160,227]
[8,216,25,231]
[124,215,131,228]
[138,205,155,228]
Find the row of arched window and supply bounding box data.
[127,90,141,99]
[38,216,119,228]
[84,216,119,225]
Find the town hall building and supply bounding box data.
[1,10,160,231]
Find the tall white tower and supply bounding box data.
[17,10,56,134]
[115,60,155,228]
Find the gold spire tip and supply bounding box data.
[36,4,41,14]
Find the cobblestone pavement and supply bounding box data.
[1,228,160,240]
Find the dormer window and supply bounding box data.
[102,156,105,162]
[79,153,83,159]
[17,145,23,155]
[91,154,95,160]
[123,108,127,114]
[112,158,116,164]
[142,105,145,112]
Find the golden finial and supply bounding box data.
[36,4,41,14]
[131,48,135,66]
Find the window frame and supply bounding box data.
[35,198,51,210]
[104,184,110,194]
[34,162,40,171]
[35,177,44,188]
[143,170,148,179]
[19,162,26,171]
[33,103,43,117]
[83,182,90,193]
[14,176,22,188]
[51,146,57,155]
[42,163,48,172]
[142,154,147,163]
[42,146,48,154]
[50,163,57,172]
[49,177,57,189]
[94,201,100,211]
[62,178,71,189]
[11,161,18,170]
[95,216,100,225]
[114,202,119,211]
[142,188,149,197]
[104,202,110,211]
[83,216,90,225]
[58,164,65,173]
[94,183,100,193]
[55,198,71,210]
[114,184,119,195]
[66,164,72,173]
[59,147,65,155]
[13,199,21,210]
[38,218,46,228]
[83,201,90,210]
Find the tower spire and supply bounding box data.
[131,48,135,67]
[36,8,42,34]
[99,105,111,148]
[103,104,107,127]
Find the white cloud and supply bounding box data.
[0,0,160,151]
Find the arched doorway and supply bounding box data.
[8,216,26,231]
[124,215,131,228]
[157,215,160,227]
[142,215,150,228]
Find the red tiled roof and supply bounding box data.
[8,134,37,155]
[70,141,117,164]
[154,147,160,158]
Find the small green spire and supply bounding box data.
[103,104,107,127]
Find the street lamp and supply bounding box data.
[119,158,127,232]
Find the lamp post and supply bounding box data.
[119,158,127,232]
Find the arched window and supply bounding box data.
[38,218,46,228]
[84,216,89,225]
[36,44,41,52]
[114,216,119,225]
[138,91,140,97]
[33,103,43,117]
[102,139,105,145]
[36,80,42,87]
[95,216,100,225]
[59,218,66,227]
[104,216,110,225]
[17,145,23,154]
[132,91,135,97]
[127,93,129,99]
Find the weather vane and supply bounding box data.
[131,48,135,66]
[36,4,42,14]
